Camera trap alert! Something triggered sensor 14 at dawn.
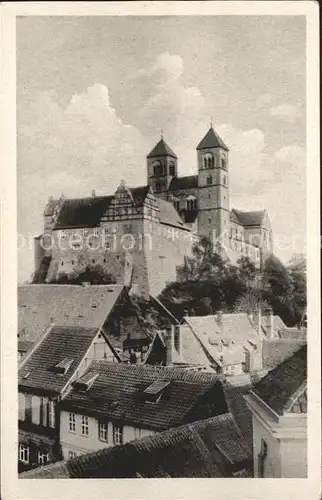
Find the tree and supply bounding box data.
[52,265,117,285]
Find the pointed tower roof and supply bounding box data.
[197,126,229,151]
[147,138,177,159]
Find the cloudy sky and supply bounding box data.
[17,15,306,282]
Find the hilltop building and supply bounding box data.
[34,126,273,296]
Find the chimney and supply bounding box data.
[253,306,262,334]
[184,309,189,317]
[92,189,96,197]
[164,326,175,366]
[81,281,91,288]
[216,310,223,325]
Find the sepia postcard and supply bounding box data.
[0,2,320,499]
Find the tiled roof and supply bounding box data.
[196,127,229,151]
[147,138,177,159]
[157,198,189,230]
[53,196,113,229]
[252,344,307,415]
[18,284,124,344]
[183,313,261,358]
[231,209,266,227]
[18,325,100,394]
[221,381,253,451]
[168,175,198,191]
[60,361,227,431]
[20,414,252,479]
[262,339,307,370]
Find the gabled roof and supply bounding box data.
[168,175,198,191]
[60,360,227,431]
[262,338,307,371]
[18,325,102,394]
[231,209,266,227]
[196,126,229,151]
[53,196,113,229]
[20,414,252,479]
[18,284,125,344]
[252,344,307,415]
[147,138,177,159]
[183,313,261,353]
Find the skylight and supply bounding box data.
[143,379,170,403]
[73,372,99,392]
[54,358,74,375]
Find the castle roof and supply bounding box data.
[197,126,229,151]
[168,175,198,191]
[231,209,266,227]
[51,185,188,230]
[60,360,227,431]
[252,344,307,415]
[147,138,177,159]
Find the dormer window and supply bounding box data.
[73,372,99,392]
[143,379,170,403]
[53,358,74,375]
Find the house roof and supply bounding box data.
[147,138,177,159]
[221,381,253,451]
[183,313,261,354]
[252,344,307,415]
[278,327,307,340]
[20,414,252,479]
[196,126,229,151]
[18,284,125,345]
[231,209,266,227]
[18,325,102,394]
[168,175,198,191]
[262,338,307,371]
[60,360,227,431]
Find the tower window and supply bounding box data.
[207,175,212,185]
[204,153,214,169]
[153,161,163,177]
[223,175,227,185]
[221,158,226,169]
[155,181,161,192]
[169,162,175,176]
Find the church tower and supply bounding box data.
[147,135,178,198]
[196,125,230,244]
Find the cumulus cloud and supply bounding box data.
[17,52,306,281]
[269,103,301,122]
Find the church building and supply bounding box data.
[34,125,273,297]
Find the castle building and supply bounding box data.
[34,126,273,297]
[146,126,273,266]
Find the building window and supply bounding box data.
[18,393,25,421]
[258,439,268,478]
[81,415,89,436]
[99,422,108,442]
[223,175,227,185]
[155,181,161,192]
[38,451,50,466]
[19,444,29,463]
[207,175,212,185]
[186,197,197,211]
[204,154,214,169]
[93,228,98,236]
[221,158,226,169]
[134,427,141,440]
[69,451,77,459]
[48,400,55,428]
[113,424,123,445]
[41,397,48,426]
[69,413,76,433]
[169,162,175,176]
[31,395,41,425]
[173,199,180,212]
